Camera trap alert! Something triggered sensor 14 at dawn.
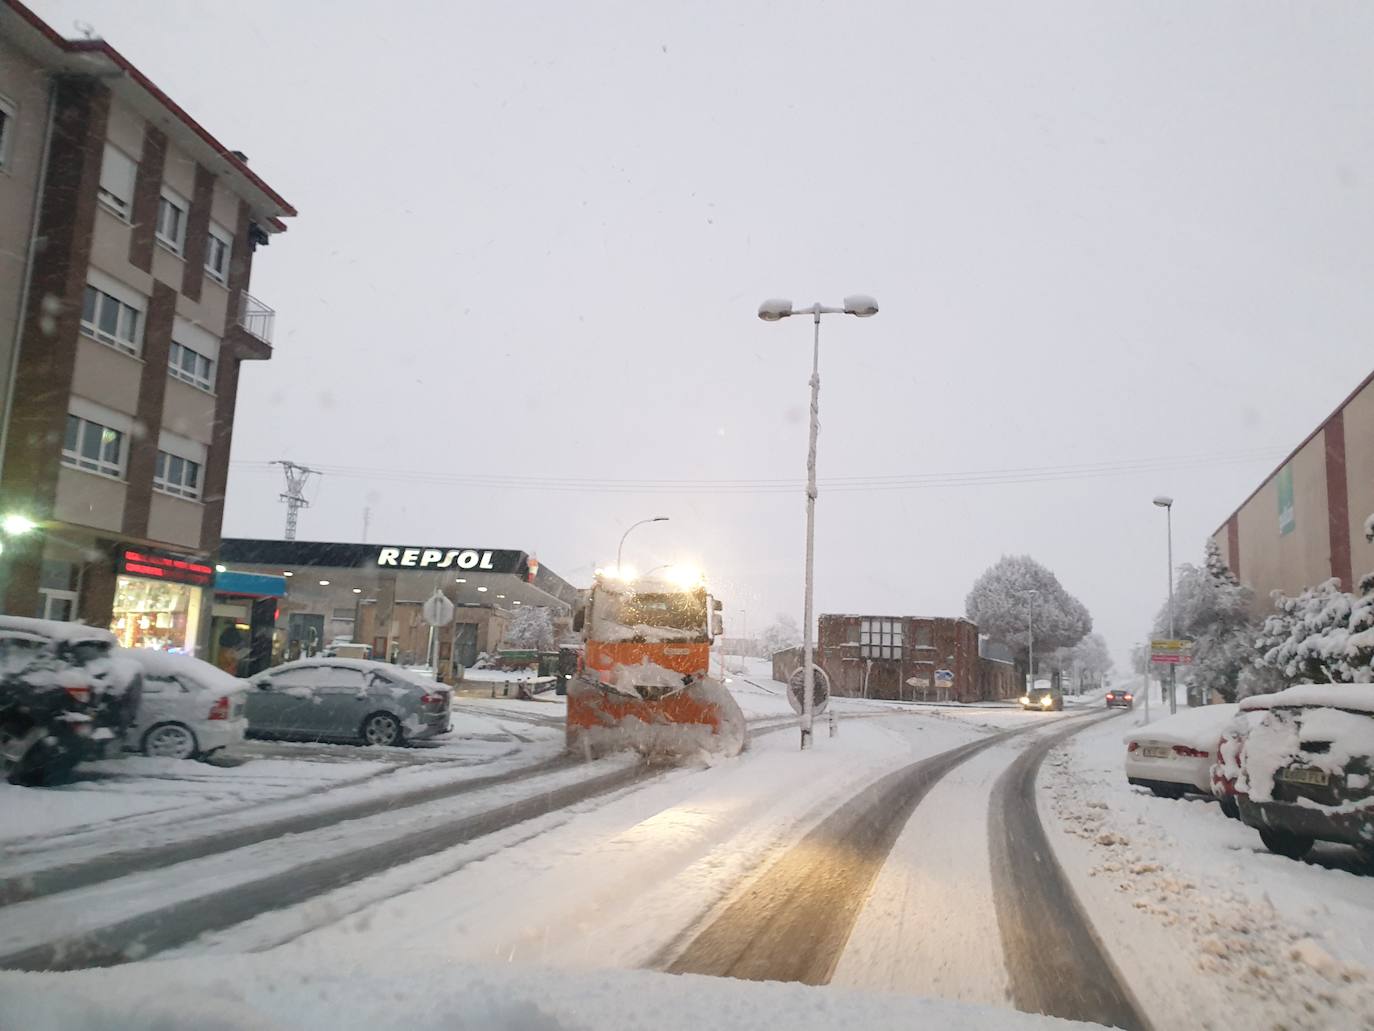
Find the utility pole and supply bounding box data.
[361,505,371,543]
[273,460,319,541]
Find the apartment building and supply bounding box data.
[0,1,295,655]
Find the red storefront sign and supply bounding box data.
[118,549,214,587]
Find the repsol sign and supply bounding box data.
[377,547,496,570]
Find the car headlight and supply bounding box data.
[1019,696,1030,704]
[1041,697,1053,706]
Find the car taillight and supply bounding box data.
[1124,694,1133,701]
[63,683,92,704]
[1173,744,1209,758]
[208,696,231,720]
[1127,741,1139,752]
[421,692,445,705]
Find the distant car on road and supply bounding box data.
[117,649,249,760]
[1104,689,1134,709]
[1124,703,1238,799]
[246,659,452,747]
[1234,685,1374,861]
[1020,685,1063,712]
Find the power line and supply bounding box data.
[233,446,1285,498]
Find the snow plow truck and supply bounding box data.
[567,569,747,759]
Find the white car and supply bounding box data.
[1124,703,1239,799]
[117,649,249,760]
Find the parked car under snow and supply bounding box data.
[1234,684,1374,860]
[117,649,249,760]
[1124,703,1239,799]
[246,659,452,747]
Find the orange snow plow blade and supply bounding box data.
[566,676,747,760]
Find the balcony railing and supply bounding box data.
[237,292,276,345]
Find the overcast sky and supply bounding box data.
[31,0,1374,666]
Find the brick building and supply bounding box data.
[773,614,1020,703]
[0,1,293,656]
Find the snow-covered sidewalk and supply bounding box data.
[1040,706,1374,1030]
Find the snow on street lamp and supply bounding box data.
[616,516,669,575]
[1153,495,1177,715]
[758,295,879,750]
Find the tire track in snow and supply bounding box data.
[0,759,664,972]
[658,716,1093,983]
[989,710,1151,1031]
[0,752,577,907]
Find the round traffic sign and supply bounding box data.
[787,663,830,716]
[421,589,455,627]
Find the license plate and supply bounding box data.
[1141,746,1170,759]
[1278,766,1329,786]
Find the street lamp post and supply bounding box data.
[1021,589,1039,694]
[758,295,879,750]
[616,516,669,574]
[1153,496,1177,714]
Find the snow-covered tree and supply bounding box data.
[501,606,555,652]
[1150,540,1256,703]
[1257,577,1374,686]
[1251,515,1374,688]
[964,555,1092,668]
[760,615,802,656]
[1070,632,1114,688]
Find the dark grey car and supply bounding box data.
[245,659,451,746]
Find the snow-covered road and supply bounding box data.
[3,669,1370,1030]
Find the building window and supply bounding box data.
[860,618,902,660]
[62,413,127,478]
[81,281,143,356]
[156,188,188,254]
[98,143,138,219]
[168,340,214,392]
[913,624,933,648]
[205,222,232,283]
[0,95,14,170]
[153,450,202,499]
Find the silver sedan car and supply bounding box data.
[245,658,452,747]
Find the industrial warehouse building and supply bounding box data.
[772,614,1020,703]
[1212,366,1374,610]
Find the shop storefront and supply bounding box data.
[209,570,287,676]
[109,548,214,654]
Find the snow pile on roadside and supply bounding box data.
[1041,726,1374,1030]
[0,954,1083,1031]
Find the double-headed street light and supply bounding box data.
[1152,495,1177,715]
[758,295,879,750]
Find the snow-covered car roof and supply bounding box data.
[116,648,250,695]
[1124,703,1239,749]
[1239,683,1374,714]
[260,658,449,691]
[0,615,117,646]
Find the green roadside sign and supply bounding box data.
[1277,465,1295,536]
